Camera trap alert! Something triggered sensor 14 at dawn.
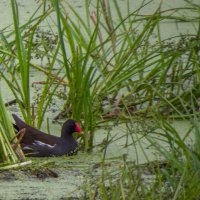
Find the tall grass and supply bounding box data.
[82,96,200,199]
[145,108,200,198]
[0,90,28,168]
[0,0,199,197]
[0,0,61,128]
[11,0,31,121]
[0,0,199,158]
[48,0,200,150]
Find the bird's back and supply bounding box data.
[12,114,58,146]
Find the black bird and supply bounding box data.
[12,114,82,157]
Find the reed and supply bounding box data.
[145,113,200,198]
[82,97,200,199]
[0,0,199,197]
[1,0,198,146]
[49,0,200,151]
[0,90,26,168]
[0,0,60,128]
[0,0,199,183]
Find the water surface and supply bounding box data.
[0,0,198,199]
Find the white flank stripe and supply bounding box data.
[33,140,56,148]
[23,146,33,150]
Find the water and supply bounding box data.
[0,0,199,35]
[0,0,198,199]
[0,119,194,199]
[1,0,198,100]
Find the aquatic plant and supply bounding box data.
[82,103,200,199]
[0,0,198,148]
[0,90,31,169]
[0,91,18,165]
[0,0,61,128]
[49,0,200,151]
[0,0,200,198]
[0,0,199,152]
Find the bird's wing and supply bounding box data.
[22,140,56,157]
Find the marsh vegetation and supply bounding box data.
[0,0,200,199]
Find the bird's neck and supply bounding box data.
[61,129,74,139]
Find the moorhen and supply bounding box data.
[12,114,82,157]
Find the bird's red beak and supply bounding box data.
[75,122,83,135]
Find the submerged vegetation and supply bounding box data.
[0,0,200,198]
